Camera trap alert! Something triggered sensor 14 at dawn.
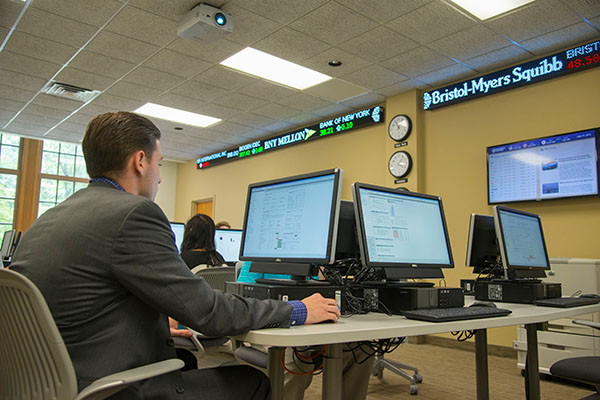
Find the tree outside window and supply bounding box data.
[0,133,20,234]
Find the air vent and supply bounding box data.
[41,81,101,103]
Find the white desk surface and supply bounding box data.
[235,297,600,347]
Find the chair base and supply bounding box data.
[372,356,422,395]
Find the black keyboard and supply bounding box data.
[402,307,512,322]
[360,281,435,288]
[534,297,600,308]
[254,279,330,286]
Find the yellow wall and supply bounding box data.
[174,66,600,347]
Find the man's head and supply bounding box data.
[82,112,163,200]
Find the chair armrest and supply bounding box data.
[573,319,600,331]
[75,358,184,400]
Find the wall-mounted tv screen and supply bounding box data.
[487,128,599,204]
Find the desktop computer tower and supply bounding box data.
[232,282,346,310]
[474,280,561,303]
[351,286,464,315]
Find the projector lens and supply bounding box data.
[215,13,226,26]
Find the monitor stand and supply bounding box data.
[491,268,547,283]
[250,262,329,286]
[360,267,442,288]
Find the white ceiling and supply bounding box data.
[1,0,599,162]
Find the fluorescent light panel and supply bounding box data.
[448,0,535,20]
[135,103,221,128]
[221,47,332,90]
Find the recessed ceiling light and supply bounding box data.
[328,60,342,67]
[220,47,332,90]
[448,0,535,20]
[135,103,221,128]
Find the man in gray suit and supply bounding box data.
[10,111,340,399]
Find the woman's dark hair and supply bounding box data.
[181,214,225,265]
[82,111,161,178]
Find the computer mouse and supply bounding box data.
[580,293,600,299]
[469,301,497,308]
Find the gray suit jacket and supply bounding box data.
[11,182,292,399]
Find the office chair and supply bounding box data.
[0,268,183,400]
[550,320,600,400]
[371,337,423,395]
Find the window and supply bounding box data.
[38,140,89,217]
[0,133,20,233]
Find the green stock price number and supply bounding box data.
[336,121,353,132]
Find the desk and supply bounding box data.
[235,298,600,400]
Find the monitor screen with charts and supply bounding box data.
[493,206,550,278]
[169,222,185,252]
[352,183,454,272]
[215,229,242,264]
[240,168,343,266]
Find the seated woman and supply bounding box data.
[180,214,226,269]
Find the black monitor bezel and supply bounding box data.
[486,127,600,205]
[1,229,15,260]
[239,168,343,265]
[465,213,501,274]
[214,228,243,263]
[493,205,551,271]
[352,182,454,270]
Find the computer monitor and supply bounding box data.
[493,206,551,280]
[465,214,501,276]
[169,222,185,252]
[215,228,242,265]
[1,229,15,261]
[334,200,360,261]
[352,183,453,281]
[240,168,343,281]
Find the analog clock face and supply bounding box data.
[388,114,412,141]
[388,151,412,178]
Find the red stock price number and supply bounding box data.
[567,53,600,70]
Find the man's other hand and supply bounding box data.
[301,293,340,324]
[169,317,193,337]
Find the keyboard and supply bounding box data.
[254,278,330,286]
[534,297,600,308]
[360,281,435,288]
[402,307,512,322]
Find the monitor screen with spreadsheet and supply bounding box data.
[239,169,343,265]
[487,128,599,204]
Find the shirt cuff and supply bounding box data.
[288,300,307,326]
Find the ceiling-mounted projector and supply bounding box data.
[177,3,233,43]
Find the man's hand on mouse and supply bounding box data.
[301,293,340,324]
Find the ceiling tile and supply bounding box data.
[105,81,163,102]
[213,93,269,111]
[381,46,453,78]
[251,103,305,120]
[4,31,77,65]
[69,51,136,79]
[286,112,321,126]
[106,6,178,47]
[338,26,419,63]
[229,0,326,24]
[45,130,82,143]
[290,2,378,46]
[167,38,244,64]
[302,48,372,78]
[127,0,204,21]
[78,103,119,117]
[520,23,599,55]
[252,27,330,63]
[486,0,581,43]
[276,92,335,112]
[5,121,50,136]
[589,15,600,29]
[429,25,511,61]
[0,1,24,28]
[31,0,124,28]
[15,112,64,127]
[464,45,531,72]
[197,102,242,119]
[17,7,96,48]
[209,120,259,136]
[144,49,212,78]
[0,83,36,103]
[154,93,207,114]
[0,50,61,79]
[0,69,47,92]
[194,66,258,91]
[0,99,27,113]
[229,112,276,128]
[309,103,354,118]
[0,26,8,46]
[262,120,295,133]
[414,63,476,86]
[92,93,145,111]
[63,111,95,125]
[337,0,433,23]
[169,80,230,102]
[343,64,407,90]
[86,30,160,64]
[55,67,115,91]
[386,1,476,44]
[559,0,600,18]
[0,110,16,122]
[375,79,429,97]
[56,121,87,135]
[238,80,298,101]
[304,78,369,102]
[222,4,282,46]
[341,92,386,108]
[33,93,86,112]
[123,67,185,91]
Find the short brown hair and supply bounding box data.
[82,111,161,178]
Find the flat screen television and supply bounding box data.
[352,182,453,282]
[239,168,343,281]
[487,128,599,204]
[214,228,242,264]
[493,205,551,280]
[169,222,185,252]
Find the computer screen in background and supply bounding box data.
[352,183,454,282]
[169,222,185,252]
[1,230,15,261]
[493,205,551,280]
[334,200,360,261]
[240,169,343,281]
[465,214,501,276]
[215,229,242,264]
